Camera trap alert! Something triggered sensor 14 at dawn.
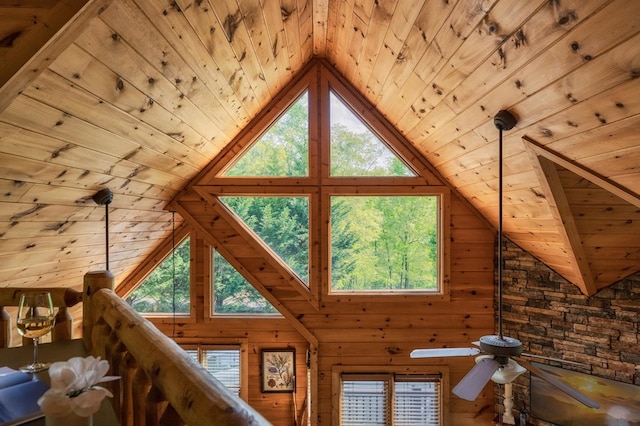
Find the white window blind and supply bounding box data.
[185,347,241,396]
[394,376,441,425]
[340,374,441,426]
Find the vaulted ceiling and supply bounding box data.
[1,0,639,296]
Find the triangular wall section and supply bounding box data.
[524,136,640,294]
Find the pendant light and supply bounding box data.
[171,210,177,340]
[493,110,516,339]
[92,188,113,271]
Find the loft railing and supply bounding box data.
[0,272,270,426]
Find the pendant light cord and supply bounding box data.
[105,203,110,271]
[171,211,176,340]
[498,127,504,340]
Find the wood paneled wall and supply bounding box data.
[137,192,496,425]
[118,61,498,425]
[150,311,309,425]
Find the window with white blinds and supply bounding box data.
[185,346,241,396]
[340,374,441,426]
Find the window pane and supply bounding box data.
[221,196,309,284]
[330,196,438,292]
[225,92,308,177]
[127,238,190,313]
[184,347,241,397]
[341,380,389,425]
[212,250,279,314]
[330,91,414,177]
[394,380,441,425]
[203,349,241,396]
[185,349,198,363]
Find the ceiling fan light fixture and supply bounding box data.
[92,188,113,271]
[479,356,526,384]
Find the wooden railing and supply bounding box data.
[1,272,271,426]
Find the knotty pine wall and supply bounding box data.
[150,316,309,425]
[145,190,497,425]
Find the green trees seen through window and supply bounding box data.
[331,196,438,291]
[212,250,279,314]
[127,238,190,314]
[129,80,443,314]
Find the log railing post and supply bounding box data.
[83,270,114,351]
[0,306,11,348]
[90,289,271,425]
[52,306,73,341]
[132,368,151,426]
[122,354,137,426]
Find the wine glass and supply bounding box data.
[16,291,55,373]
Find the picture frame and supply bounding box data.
[261,348,296,393]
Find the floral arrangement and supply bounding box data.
[38,356,119,418]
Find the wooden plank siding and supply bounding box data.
[155,61,496,425]
[2,1,640,425]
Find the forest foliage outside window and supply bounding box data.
[331,196,439,292]
[127,238,190,314]
[224,92,309,177]
[220,196,310,285]
[330,91,414,177]
[214,77,444,297]
[212,249,279,315]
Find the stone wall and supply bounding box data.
[497,240,640,424]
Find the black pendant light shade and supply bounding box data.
[92,188,113,206]
[494,110,517,131]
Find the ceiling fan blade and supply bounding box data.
[452,357,500,401]
[410,347,480,358]
[520,360,600,409]
[520,353,589,368]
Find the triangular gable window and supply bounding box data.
[220,196,309,285]
[212,250,279,315]
[224,92,309,177]
[126,237,190,314]
[330,91,415,177]
[198,62,447,298]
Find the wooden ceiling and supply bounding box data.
[1,0,639,296]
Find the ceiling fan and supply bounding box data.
[410,110,600,409]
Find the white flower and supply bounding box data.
[38,356,119,418]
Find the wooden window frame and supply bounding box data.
[180,339,249,401]
[204,62,452,303]
[332,365,449,426]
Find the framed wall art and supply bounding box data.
[261,348,296,393]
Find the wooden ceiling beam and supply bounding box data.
[537,156,597,296]
[524,136,640,209]
[524,138,599,296]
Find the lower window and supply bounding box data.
[184,345,241,397]
[340,374,441,425]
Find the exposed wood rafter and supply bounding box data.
[523,136,640,295]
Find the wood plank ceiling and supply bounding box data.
[0,0,639,296]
